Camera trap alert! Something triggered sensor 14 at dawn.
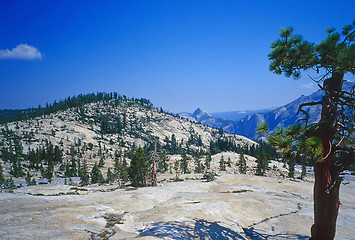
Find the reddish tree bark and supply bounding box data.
[310,73,343,240]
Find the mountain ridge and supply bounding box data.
[184,80,354,139]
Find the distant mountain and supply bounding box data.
[179,108,235,130]
[232,80,355,139]
[192,108,213,122]
[212,108,275,121]
[183,80,354,139]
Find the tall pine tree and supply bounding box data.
[128,147,149,187]
[268,21,355,239]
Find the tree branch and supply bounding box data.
[341,29,355,45]
[297,101,323,125]
[335,146,355,171]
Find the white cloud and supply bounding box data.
[299,83,315,90]
[0,43,42,60]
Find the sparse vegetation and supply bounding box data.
[0,92,259,190]
[203,171,216,182]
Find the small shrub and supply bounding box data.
[203,171,216,182]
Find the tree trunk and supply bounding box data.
[310,149,341,239]
[310,72,343,240]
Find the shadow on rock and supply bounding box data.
[138,219,246,239]
[243,227,309,240]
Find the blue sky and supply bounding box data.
[0,0,354,113]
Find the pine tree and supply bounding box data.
[98,156,105,167]
[53,145,63,164]
[128,147,149,187]
[194,157,204,173]
[288,157,295,178]
[219,155,226,171]
[180,152,189,174]
[77,159,81,177]
[239,152,247,174]
[3,177,15,189]
[106,168,114,183]
[28,150,40,168]
[171,134,178,154]
[91,162,104,184]
[0,162,5,184]
[64,162,71,178]
[119,158,129,184]
[158,152,169,173]
[256,149,269,176]
[268,21,355,239]
[226,157,232,168]
[205,154,212,170]
[46,158,54,181]
[114,157,120,181]
[70,157,77,177]
[80,160,89,186]
[25,171,31,186]
[10,157,24,178]
[30,178,36,185]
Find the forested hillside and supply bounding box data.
[0,92,263,187]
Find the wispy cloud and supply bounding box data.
[299,83,315,90]
[0,43,42,60]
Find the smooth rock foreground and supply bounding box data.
[0,173,354,240]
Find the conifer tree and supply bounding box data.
[0,162,5,184]
[106,168,114,183]
[98,156,105,167]
[91,162,104,184]
[226,157,232,168]
[28,150,40,168]
[46,158,54,181]
[256,149,269,176]
[219,155,226,171]
[80,160,89,186]
[180,152,189,174]
[64,162,71,178]
[158,152,169,173]
[70,157,77,177]
[239,152,247,174]
[194,157,204,173]
[114,157,120,181]
[269,22,355,238]
[30,178,36,186]
[10,157,24,178]
[53,145,63,164]
[76,158,80,176]
[25,171,31,186]
[119,158,129,184]
[128,147,149,187]
[205,153,212,170]
[3,177,15,189]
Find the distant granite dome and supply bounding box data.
[192,108,213,122]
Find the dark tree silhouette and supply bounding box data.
[268,21,355,239]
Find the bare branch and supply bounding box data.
[322,141,332,161]
[335,136,345,148]
[297,101,323,125]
